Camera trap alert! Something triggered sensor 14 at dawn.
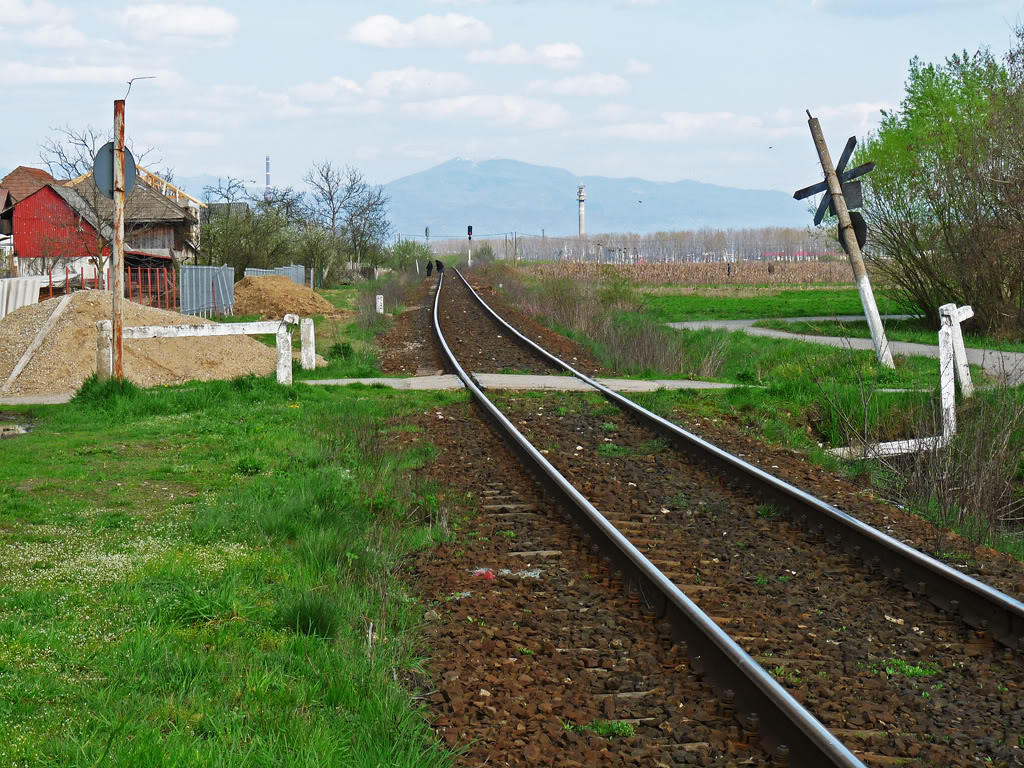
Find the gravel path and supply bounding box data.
[668,316,1024,385]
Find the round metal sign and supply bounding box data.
[93,141,137,200]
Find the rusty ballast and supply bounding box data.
[434,271,866,768]
[452,268,1024,650]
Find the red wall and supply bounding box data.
[12,186,109,262]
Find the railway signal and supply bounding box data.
[468,225,473,267]
[794,112,893,369]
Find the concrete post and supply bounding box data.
[806,113,894,369]
[96,320,112,381]
[376,294,384,314]
[276,324,292,385]
[939,303,974,398]
[300,318,315,371]
[938,320,956,442]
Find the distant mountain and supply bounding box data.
[384,158,808,237]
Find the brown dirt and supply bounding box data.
[377,274,603,376]
[390,272,1024,765]
[233,275,337,319]
[0,291,281,395]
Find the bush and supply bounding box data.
[859,33,1024,336]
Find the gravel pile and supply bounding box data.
[0,291,280,396]
[233,276,336,319]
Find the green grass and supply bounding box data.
[754,317,1024,354]
[562,720,635,738]
[0,374,464,766]
[641,288,908,323]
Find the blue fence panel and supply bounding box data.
[179,265,234,317]
[243,265,306,286]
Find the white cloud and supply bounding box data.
[208,84,312,119]
[291,76,363,103]
[468,41,583,69]
[467,43,532,64]
[627,0,669,4]
[625,58,651,74]
[597,102,631,122]
[530,74,628,95]
[536,42,583,69]
[403,94,568,129]
[349,13,491,48]
[603,102,890,141]
[0,0,71,25]
[119,4,239,45]
[0,60,181,86]
[367,67,471,97]
[22,23,85,47]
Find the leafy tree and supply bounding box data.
[391,240,432,271]
[857,39,1023,333]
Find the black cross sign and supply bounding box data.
[792,136,875,226]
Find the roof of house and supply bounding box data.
[0,189,10,214]
[46,183,117,243]
[0,166,58,203]
[63,173,197,225]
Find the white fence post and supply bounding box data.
[276,324,292,385]
[300,318,315,371]
[939,303,974,398]
[96,320,112,381]
[938,319,956,442]
[376,294,384,314]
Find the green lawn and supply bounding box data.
[641,288,909,323]
[0,376,463,766]
[754,317,1024,354]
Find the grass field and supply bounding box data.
[0,376,463,766]
[640,287,909,323]
[754,317,1024,354]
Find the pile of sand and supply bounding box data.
[233,275,336,319]
[0,291,282,396]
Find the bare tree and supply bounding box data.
[340,166,391,273]
[38,124,171,278]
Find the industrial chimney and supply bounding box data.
[577,184,586,237]
[265,156,271,201]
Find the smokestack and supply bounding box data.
[577,184,586,237]
[265,155,271,200]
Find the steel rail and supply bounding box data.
[453,268,1024,650]
[434,272,866,767]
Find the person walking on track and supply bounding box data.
[425,259,433,277]
[435,259,444,277]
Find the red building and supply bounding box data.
[12,184,110,267]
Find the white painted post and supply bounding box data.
[939,303,974,399]
[376,294,384,314]
[300,318,315,370]
[276,324,292,385]
[938,320,956,442]
[96,320,112,381]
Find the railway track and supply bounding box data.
[431,268,1024,767]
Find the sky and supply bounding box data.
[0,0,1022,197]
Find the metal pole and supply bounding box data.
[806,111,894,369]
[113,99,126,380]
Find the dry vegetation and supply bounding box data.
[524,260,854,286]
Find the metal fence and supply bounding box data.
[244,264,307,286]
[179,265,234,317]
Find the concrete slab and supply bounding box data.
[301,375,464,391]
[302,373,738,393]
[474,373,737,392]
[0,394,73,405]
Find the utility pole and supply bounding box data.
[804,111,893,368]
[113,99,126,380]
